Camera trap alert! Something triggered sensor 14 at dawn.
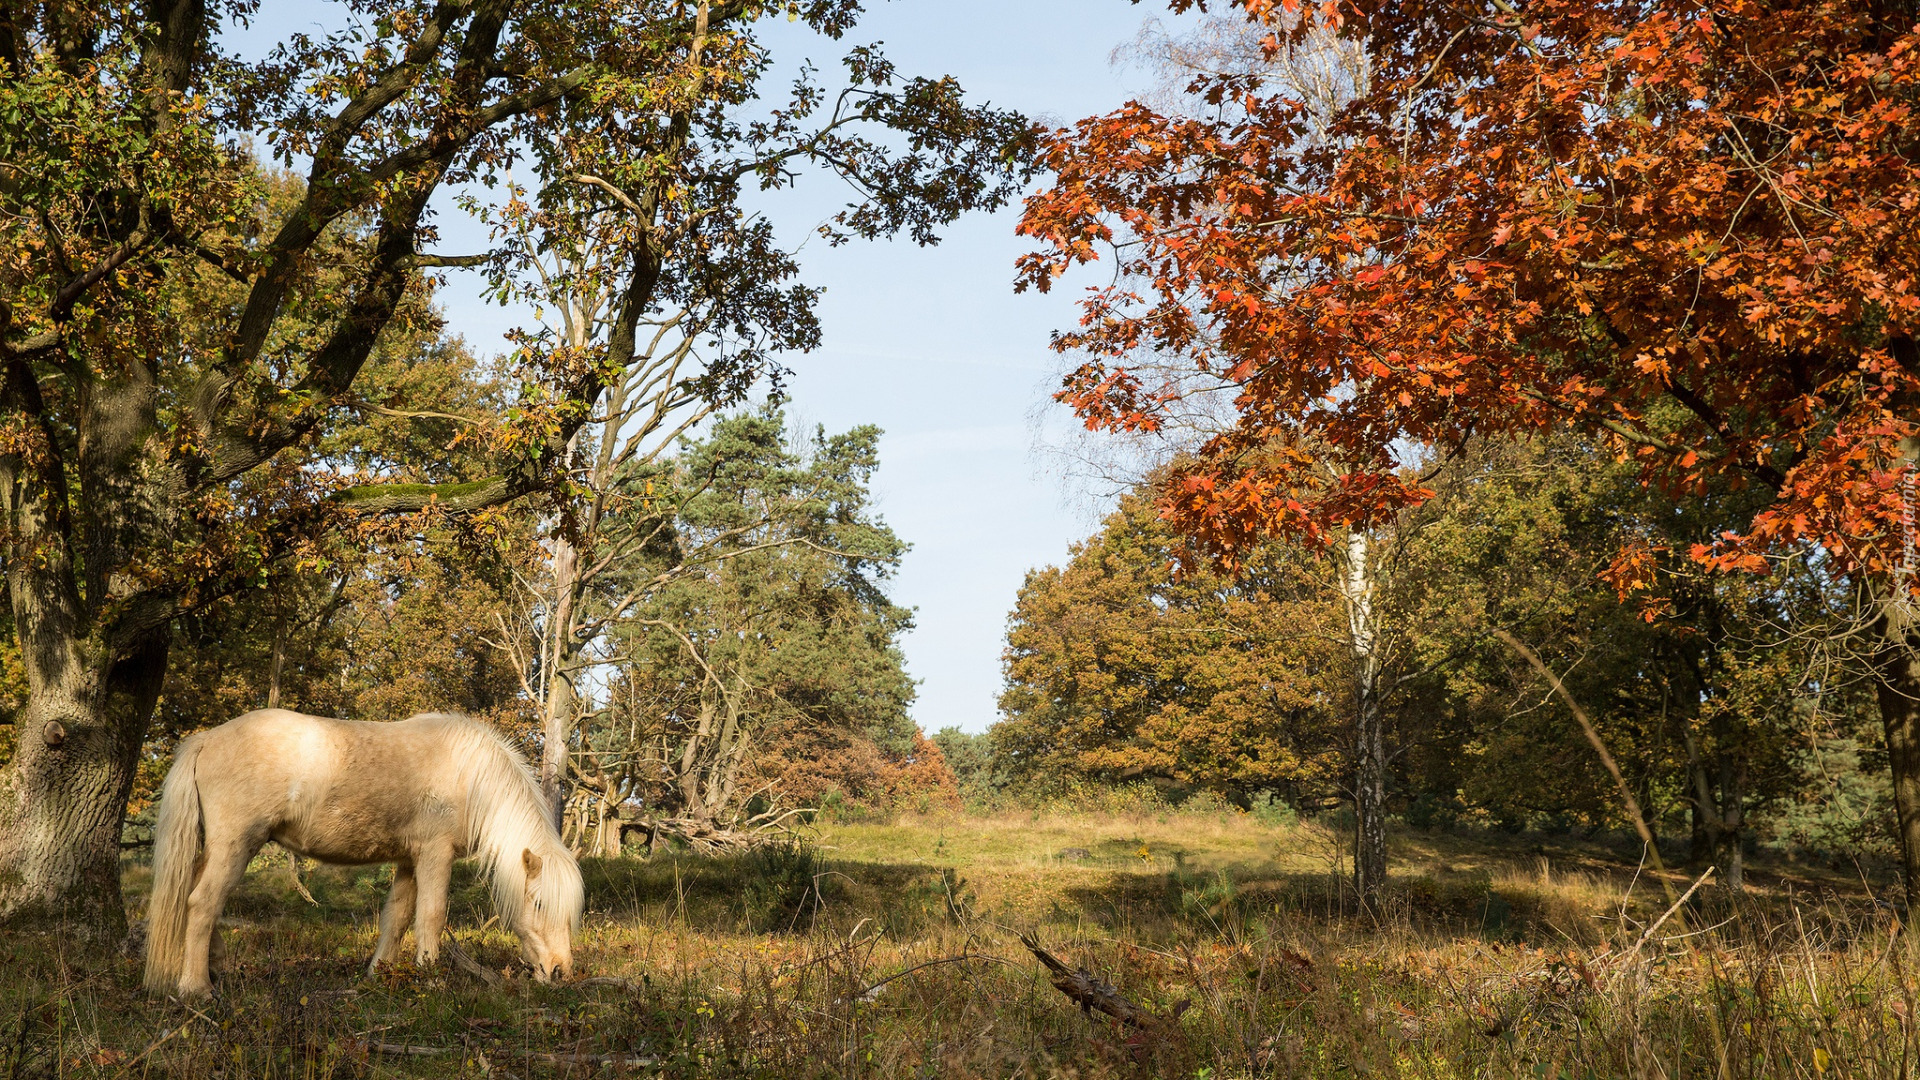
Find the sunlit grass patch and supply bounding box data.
[0,810,1910,1077]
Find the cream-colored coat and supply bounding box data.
[143,710,583,999]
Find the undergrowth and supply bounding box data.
[0,811,1912,1078]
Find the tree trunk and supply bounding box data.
[0,632,168,934]
[1340,530,1388,908]
[1353,689,1387,908]
[1684,730,1721,871]
[267,604,287,709]
[0,367,173,934]
[1875,598,1920,907]
[600,784,626,857]
[1717,758,1745,892]
[542,532,580,832]
[678,692,716,818]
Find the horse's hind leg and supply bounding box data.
[370,864,416,973]
[178,830,258,998]
[410,846,454,968]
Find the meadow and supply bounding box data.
[2,805,1914,1078]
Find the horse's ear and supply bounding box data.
[523,848,542,880]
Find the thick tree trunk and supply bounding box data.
[0,632,167,933]
[0,363,174,933]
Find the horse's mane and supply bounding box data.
[411,713,584,934]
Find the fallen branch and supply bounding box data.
[1630,866,1716,957]
[617,812,812,854]
[368,1042,452,1057]
[443,936,505,986]
[121,1024,190,1073]
[1020,933,1161,1030]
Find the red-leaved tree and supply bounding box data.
[1019,0,1920,897]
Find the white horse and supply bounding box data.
[143,709,584,998]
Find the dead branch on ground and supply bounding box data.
[1020,932,1169,1030]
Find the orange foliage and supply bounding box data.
[1020,0,1920,579]
[752,724,961,813]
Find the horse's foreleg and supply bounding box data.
[178,834,256,998]
[410,847,454,969]
[370,864,417,973]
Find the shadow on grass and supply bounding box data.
[1057,864,1622,944]
[138,846,974,943]
[201,847,1614,950]
[580,848,974,938]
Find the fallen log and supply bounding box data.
[1019,933,1163,1030]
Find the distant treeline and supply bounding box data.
[962,435,1891,887]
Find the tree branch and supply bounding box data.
[409,252,491,268]
[328,476,516,514]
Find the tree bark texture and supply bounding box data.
[1875,598,1920,907]
[0,611,170,931]
[0,344,178,930]
[1353,689,1387,909]
[542,532,581,834]
[1877,435,1920,908]
[1340,531,1388,908]
[670,676,750,824]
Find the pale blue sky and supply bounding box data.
[239,2,1173,734]
[742,4,1166,734]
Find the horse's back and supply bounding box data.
[204,708,459,763]
[190,710,470,864]
[189,709,343,803]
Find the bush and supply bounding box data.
[739,841,829,930]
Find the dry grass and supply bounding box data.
[1,809,1914,1077]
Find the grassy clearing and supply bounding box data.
[2,809,1914,1077]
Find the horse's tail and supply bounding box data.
[144,735,206,994]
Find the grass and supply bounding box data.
[2,807,1915,1077]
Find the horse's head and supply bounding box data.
[513,846,583,982]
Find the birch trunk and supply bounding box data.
[1875,598,1920,905]
[1339,530,1388,908]
[1877,436,1920,906]
[541,532,581,832]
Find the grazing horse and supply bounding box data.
[143,710,584,999]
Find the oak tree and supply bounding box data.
[998,488,1347,804]
[0,0,1026,930]
[1020,0,1920,897]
